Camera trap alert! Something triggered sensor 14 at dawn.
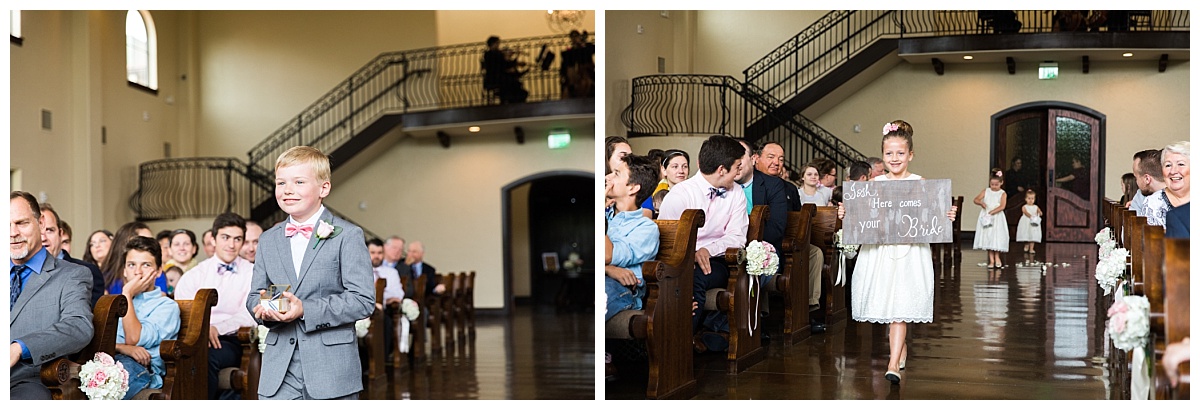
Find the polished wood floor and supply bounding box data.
[368,305,595,400]
[608,242,1116,399]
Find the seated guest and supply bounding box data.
[812,157,838,199]
[83,229,114,267]
[1119,172,1137,207]
[174,213,256,399]
[381,236,406,270]
[239,220,263,263]
[399,241,445,298]
[163,266,184,299]
[113,236,181,400]
[640,149,691,216]
[155,230,173,264]
[847,160,871,182]
[10,191,95,400]
[798,162,832,206]
[367,238,404,359]
[102,222,163,295]
[163,229,200,273]
[658,135,748,351]
[604,154,660,321]
[1161,141,1190,238]
[39,203,105,307]
[1131,149,1168,221]
[59,219,73,255]
[201,229,216,260]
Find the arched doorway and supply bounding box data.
[992,102,1105,242]
[501,171,594,314]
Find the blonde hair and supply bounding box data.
[275,146,331,182]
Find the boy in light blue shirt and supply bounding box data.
[114,236,181,399]
[604,154,660,321]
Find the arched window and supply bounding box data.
[126,10,157,92]
[10,10,22,45]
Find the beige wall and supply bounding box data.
[693,10,828,75]
[325,128,594,309]
[10,10,185,234]
[604,10,694,137]
[193,10,439,158]
[436,10,596,46]
[813,58,1190,206]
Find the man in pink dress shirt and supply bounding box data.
[657,135,748,345]
[174,212,257,399]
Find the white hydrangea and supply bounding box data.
[257,325,269,353]
[745,240,779,276]
[1107,295,1150,351]
[401,298,420,321]
[355,318,372,338]
[1095,247,1129,296]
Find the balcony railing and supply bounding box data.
[744,10,1189,107]
[246,33,584,175]
[131,157,378,239]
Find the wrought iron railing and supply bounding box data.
[622,75,744,136]
[744,10,1190,106]
[131,158,378,240]
[621,75,867,175]
[247,33,584,175]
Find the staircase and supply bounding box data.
[132,33,591,232]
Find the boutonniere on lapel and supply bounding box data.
[313,219,342,249]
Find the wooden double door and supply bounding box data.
[993,103,1105,242]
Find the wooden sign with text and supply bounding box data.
[842,179,953,245]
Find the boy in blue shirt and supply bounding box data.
[114,236,181,399]
[604,154,660,321]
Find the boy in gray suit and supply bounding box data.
[246,146,375,399]
[10,191,94,399]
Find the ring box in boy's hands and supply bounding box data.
[842,179,954,245]
[260,284,292,313]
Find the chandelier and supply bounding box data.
[546,10,586,33]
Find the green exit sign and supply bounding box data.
[1039,63,1058,80]
[548,130,571,149]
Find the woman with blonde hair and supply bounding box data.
[1161,141,1190,238]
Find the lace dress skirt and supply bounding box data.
[850,243,935,324]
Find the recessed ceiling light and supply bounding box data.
[468,126,481,133]
[963,55,974,60]
[1123,52,1134,57]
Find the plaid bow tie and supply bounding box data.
[708,187,728,199]
[285,222,313,239]
[218,263,236,275]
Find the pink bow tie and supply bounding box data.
[285,223,313,239]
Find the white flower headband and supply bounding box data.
[882,123,900,135]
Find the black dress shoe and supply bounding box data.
[810,319,827,334]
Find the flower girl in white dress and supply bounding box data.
[836,120,957,385]
[973,170,1009,268]
[1016,189,1043,253]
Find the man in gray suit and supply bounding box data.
[10,191,94,399]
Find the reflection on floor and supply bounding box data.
[371,305,594,400]
[607,242,1114,399]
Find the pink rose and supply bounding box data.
[97,352,115,366]
[1111,313,1126,333]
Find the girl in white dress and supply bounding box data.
[1016,189,1043,253]
[837,120,957,385]
[973,170,1009,268]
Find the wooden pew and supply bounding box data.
[40,294,129,400]
[465,271,477,340]
[705,205,768,374]
[950,196,964,259]
[766,205,815,345]
[402,273,429,362]
[1124,211,1146,294]
[1162,238,1190,399]
[147,287,218,399]
[361,279,387,398]
[604,208,703,399]
[453,272,469,344]
[215,326,261,400]
[810,206,845,325]
[933,196,964,267]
